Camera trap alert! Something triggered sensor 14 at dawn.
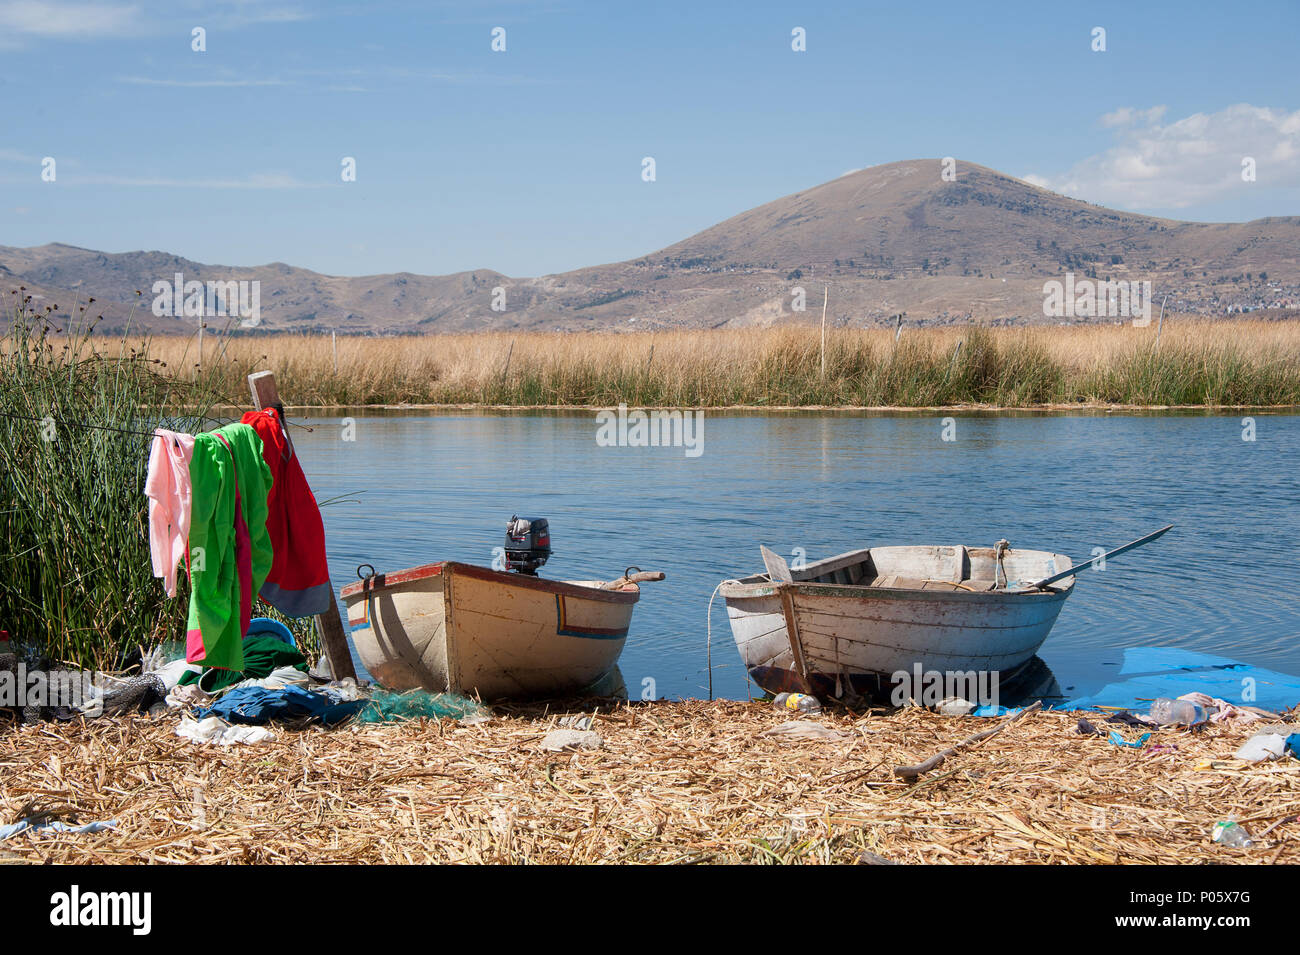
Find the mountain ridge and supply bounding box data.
[4,159,1298,333]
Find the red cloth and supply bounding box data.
[239,408,332,617]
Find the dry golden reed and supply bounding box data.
[122,319,1300,409]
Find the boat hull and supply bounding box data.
[721,544,1074,699]
[342,562,639,700]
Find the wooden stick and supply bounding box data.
[894,700,1042,781]
[248,370,357,682]
[819,285,828,379]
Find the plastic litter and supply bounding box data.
[176,716,274,746]
[1234,733,1287,763]
[1148,697,1209,726]
[936,697,977,717]
[760,720,850,741]
[1107,730,1152,749]
[772,692,822,716]
[1212,821,1254,848]
[540,728,603,752]
[971,705,1023,718]
[0,818,117,841]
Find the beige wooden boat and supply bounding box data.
[341,561,652,700]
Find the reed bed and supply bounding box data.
[0,301,318,668]
[127,320,1300,408]
[2,700,1296,864]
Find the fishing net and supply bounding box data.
[359,688,486,723]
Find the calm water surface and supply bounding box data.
[292,410,1300,702]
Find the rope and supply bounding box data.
[0,410,167,440]
[705,578,740,702]
[0,409,314,439]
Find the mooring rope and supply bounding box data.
[705,578,740,702]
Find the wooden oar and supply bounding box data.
[1025,524,1174,590]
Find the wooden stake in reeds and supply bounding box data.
[332,330,338,374]
[1155,295,1167,350]
[820,286,828,379]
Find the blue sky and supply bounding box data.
[2,0,1298,277]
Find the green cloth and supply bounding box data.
[179,633,309,693]
[185,424,272,672]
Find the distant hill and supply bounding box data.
[4,159,1299,334]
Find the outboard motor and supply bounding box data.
[504,515,551,575]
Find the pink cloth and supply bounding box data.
[1177,691,1262,724]
[145,428,196,598]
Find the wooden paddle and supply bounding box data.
[1025,524,1174,590]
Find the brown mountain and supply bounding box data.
[4,159,1298,334]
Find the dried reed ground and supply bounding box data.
[2,701,1296,864]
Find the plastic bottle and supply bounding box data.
[1211,821,1254,848]
[1148,697,1208,726]
[773,692,822,716]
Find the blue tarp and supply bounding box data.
[197,685,366,727]
[1062,646,1300,713]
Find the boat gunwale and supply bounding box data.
[341,559,640,605]
[718,577,1075,603]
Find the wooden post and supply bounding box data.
[820,286,828,379]
[331,330,338,374]
[248,370,357,681]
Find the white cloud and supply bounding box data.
[1098,105,1167,128]
[0,1,140,38]
[1024,103,1300,210]
[78,171,320,189]
[118,75,291,88]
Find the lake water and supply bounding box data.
[292,410,1300,703]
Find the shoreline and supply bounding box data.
[215,402,1300,413]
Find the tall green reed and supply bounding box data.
[0,296,318,669]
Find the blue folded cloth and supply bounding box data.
[198,685,365,727]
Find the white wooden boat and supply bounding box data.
[721,544,1075,699]
[341,561,649,700]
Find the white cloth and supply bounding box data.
[166,684,213,709]
[175,716,272,746]
[145,429,196,597]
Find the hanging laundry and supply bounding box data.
[240,407,332,616]
[186,423,272,672]
[144,428,196,597]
